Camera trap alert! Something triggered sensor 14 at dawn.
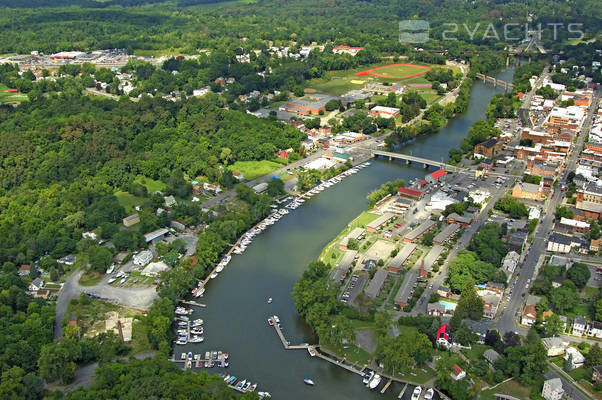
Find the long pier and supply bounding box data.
[475,73,514,91]
[372,150,464,172]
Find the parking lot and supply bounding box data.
[341,273,366,305]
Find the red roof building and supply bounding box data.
[437,324,451,347]
[398,187,424,200]
[426,169,447,184]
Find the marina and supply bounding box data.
[172,65,515,399]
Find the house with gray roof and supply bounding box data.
[364,269,388,298]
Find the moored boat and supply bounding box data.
[411,386,422,400]
[368,374,381,389]
[303,377,314,386]
[424,388,434,400]
[307,347,316,357]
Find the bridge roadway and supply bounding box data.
[371,150,463,172]
[475,73,514,90]
[368,149,517,179]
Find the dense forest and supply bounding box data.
[0,0,598,53]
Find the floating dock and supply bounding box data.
[381,379,392,394]
[398,383,408,399]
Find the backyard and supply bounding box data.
[227,160,284,181]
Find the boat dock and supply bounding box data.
[380,379,393,394]
[271,319,311,350]
[180,300,206,307]
[398,383,408,399]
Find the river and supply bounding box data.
[182,65,515,399]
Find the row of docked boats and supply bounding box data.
[222,374,260,394]
[232,208,289,255]
[175,307,193,316]
[288,162,371,210]
[411,386,434,400]
[361,371,433,398]
[174,318,204,345]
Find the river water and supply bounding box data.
[183,66,515,399]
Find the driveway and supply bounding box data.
[54,269,158,339]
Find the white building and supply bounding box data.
[573,316,587,336]
[502,251,520,275]
[542,378,564,400]
[564,347,585,369]
[133,250,153,267]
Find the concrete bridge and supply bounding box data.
[476,73,514,91]
[371,150,464,172]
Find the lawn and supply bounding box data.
[134,175,166,193]
[461,344,489,362]
[0,83,28,103]
[78,271,105,286]
[115,191,143,214]
[306,62,458,96]
[351,212,381,229]
[319,211,380,261]
[227,160,283,181]
[356,63,431,79]
[583,286,599,301]
[481,379,534,400]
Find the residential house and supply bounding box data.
[483,349,500,365]
[18,264,30,276]
[521,304,537,326]
[512,182,544,201]
[29,278,44,292]
[437,286,452,298]
[502,251,520,275]
[436,325,452,348]
[564,347,585,369]
[508,231,528,253]
[542,337,569,356]
[586,321,602,338]
[542,378,564,400]
[427,303,446,317]
[451,364,466,381]
[404,220,437,243]
[388,243,417,273]
[433,223,460,246]
[164,195,177,207]
[122,213,140,227]
[573,316,587,336]
[464,320,489,343]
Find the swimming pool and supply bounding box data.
[439,300,457,310]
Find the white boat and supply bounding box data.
[267,298,272,304]
[249,383,257,392]
[242,381,251,391]
[223,374,231,382]
[258,392,271,398]
[368,374,381,389]
[303,377,314,386]
[210,272,218,279]
[411,386,422,400]
[119,278,126,284]
[106,264,115,274]
[189,335,204,343]
[175,339,187,345]
[216,265,224,273]
[107,277,116,284]
[362,371,374,385]
[424,388,434,400]
[307,347,316,357]
[273,316,280,323]
[192,318,203,325]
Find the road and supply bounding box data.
[54,270,85,339]
[494,88,601,335]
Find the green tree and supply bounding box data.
[88,246,113,273]
[543,314,564,337]
[567,263,591,288]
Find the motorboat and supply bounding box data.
[258,392,271,398]
[175,339,187,345]
[227,376,237,385]
[191,318,203,326]
[273,316,280,323]
[267,318,274,326]
[307,347,316,357]
[223,353,229,359]
[411,386,422,400]
[189,335,204,343]
[106,265,115,274]
[368,374,381,390]
[210,272,218,279]
[424,388,434,400]
[216,265,224,273]
[362,371,374,385]
[242,381,251,391]
[267,298,272,304]
[303,377,314,386]
[180,352,186,360]
[236,380,246,390]
[187,352,193,360]
[107,277,116,284]
[249,383,257,392]
[223,375,231,382]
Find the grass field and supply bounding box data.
[356,63,431,79]
[0,83,28,103]
[481,379,535,400]
[115,191,143,214]
[134,175,166,193]
[306,62,458,96]
[227,160,283,181]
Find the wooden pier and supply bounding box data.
[180,300,206,307]
[271,318,311,350]
[398,383,408,399]
[380,379,393,394]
